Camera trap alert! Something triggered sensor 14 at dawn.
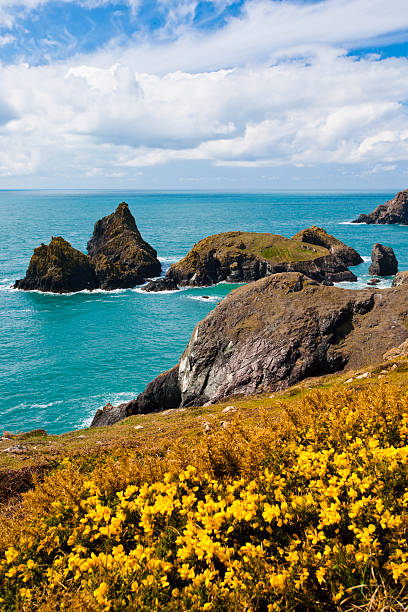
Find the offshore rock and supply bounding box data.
[369,243,398,276]
[88,202,161,289]
[166,231,357,287]
[14,237,97,293]
[352,189,408,224]
[142,277,179,292]
[96,272,408,425]
[292,226,363,266]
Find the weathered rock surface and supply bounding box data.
[91,402,132,427]
[91,366,181,427]
[292,226,363,266]
[352,189,408,224]
[166,231,357,287]
[88,202,161,289]
[14,237,97,293]
[369,243,398,276]
[383,338,408,361]
[392,271,408,287]
[142,277,179,292]
[96,272,408,425]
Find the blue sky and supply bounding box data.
[0,0,408,189]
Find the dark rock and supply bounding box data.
[90,366,181,426]
[367,278,381,285]
[88,202,161,289]
[133,365,181,414]
[96,272,408,425]
[392,271,408,287]
[292,226,363,266]
[369,243,398,276]
[166,231,357,287]
[14,237,97,293]
[352,189,408,224]
[142,277,179,292]
[91,402,131,427]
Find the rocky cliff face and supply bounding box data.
[292,226,363,266]
[369,243,398,276]
[352,190,408,224]
[14,237,97,293]
[88,202,161,290]
[166,231,357,287]
[93,272,408,426]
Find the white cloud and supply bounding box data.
[1,0,408,185]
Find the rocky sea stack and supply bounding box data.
[92,271,408,426]
[369,243,398,276]
[88,202,161,290]
[352,189,408,224]
[165,229,358,287]
[15,202,161,293]
[292,225,363,266]
[14,237,97,293]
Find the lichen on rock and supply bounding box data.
[14,237,97,293]
[88,202,161,289]
[166,230,358,287]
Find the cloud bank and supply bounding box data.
[0,0,408,187]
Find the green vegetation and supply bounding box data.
[175,231,329,271]
[1,362,408,610]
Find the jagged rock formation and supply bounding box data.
[94,272,408,425]
[15,202,161,293]
[352,190,408,224]
[292,226,363,266]
[392,271,408,287]
[91,366,181,427]
[369,243,398,276]
[166,231,357,287]
[14,237,97,293]
[88,202,161,290]
[142,278,179,292]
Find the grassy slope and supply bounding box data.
[1,357,407,482]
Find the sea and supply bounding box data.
[1,190,407,435]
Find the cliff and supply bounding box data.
[14,237,97,293]
[165,231,357,287]
[92,271,408,426]
[352,189,408,224]
[88,202,161,289]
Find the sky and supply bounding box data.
[0,0,408,189]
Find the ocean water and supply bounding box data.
[1,190,407,434]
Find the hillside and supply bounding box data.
[1,359,408,610]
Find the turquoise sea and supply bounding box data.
[1,190,407,434]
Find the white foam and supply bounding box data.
[188,295,222,303]
[362,256,371,263]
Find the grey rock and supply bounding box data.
[91,402,131,427]
[369,243,398,276]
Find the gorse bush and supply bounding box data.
[1,383,408,611]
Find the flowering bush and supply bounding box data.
[1,382,408,610]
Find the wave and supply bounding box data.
[188,295,222,303]
[362,256,371,263]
